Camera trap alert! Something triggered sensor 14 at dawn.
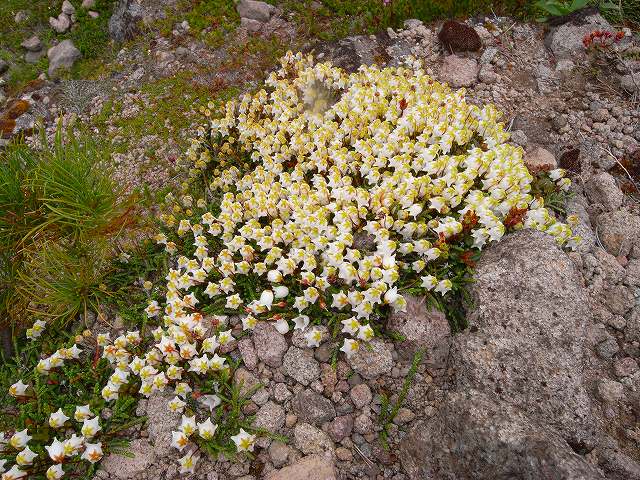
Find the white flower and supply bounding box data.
[180,415,197,436]
[341,317,360,335]
[1,465,26,480]
[9,380,28,397]
[46,464,65,480]
[231,428,256,452]
[74,404,93,421]
[15,446,38,466]
[171,431,189,451]
[357,324,375,341]
[9,430,31,450]
[49,408,70,428]
[178,451,199,474]
[259,289,274,309]
[293,315,310,330]
[168,396,186,413]
[81,442,103,463]
[199,394,222,411]
[45,438,65,463]
[304,327,323,347]
[81,417,101,438]
[274,318,290,334]
[198,418,218,440]
[340,339,359,359]
[273,285,289,298]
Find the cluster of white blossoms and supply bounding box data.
[3,342,103,480]
[166,52,577,350]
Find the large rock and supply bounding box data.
[143,391,179,456]
[48,40,81,77]
[400,390,605,480]
[255,401,286,433]
[266,454,336,480]
[439,55,478,88]
[236,0,275,23]
[458,230,597,444]
[400,230,611,479]
[547,12,611,59]
[253,322,288,367]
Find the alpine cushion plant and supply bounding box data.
[0,53,578,478]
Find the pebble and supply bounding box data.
[350,383,372,409]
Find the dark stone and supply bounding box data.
[438,20,482,52]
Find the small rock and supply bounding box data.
[273,383,292,403]
[626,260,640,286]
[621,73,639,93]
[438,20,482,52]
[82,0,96,8]
[268,441,291,468]
[597,379,625,404]
[327,415,354,442]
[347,338,393,380]
[282,346,320,386]
[524,146,557,173]
[440,55,478,88]
[49,13,71,33]
[25,50,46,64]
[266,454,336,480]
[293,423,334,455]
[613,357,639,378]
[596,335,620,359]
[480,47,498,64]
[238,338,258,370]
[234,367,260,397]
[14,11,28,23]
[603,284,635,316]
[350,384,372,409]
[48,39,81,77]
[285,413,297,428]
[335,447,353,462]
[21,35,42,52]
[548,13,612,59]
[240,17,262,33]
[320,363,337,392]
[254,322,288,367]
[353,413,374,434]
[292,389,336,426]
[0,60,9,75]
[393,407,416,425]
[597,211,640,258]
[237,0,275,23]
[62,0,76,15]
[510,130,528,147]
[88,11,100,19]
[584,172,623,211]
[255,401,286,433]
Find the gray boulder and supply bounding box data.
[236,0,275,23]
[401,389,605,480]
[49,13,71,33]
[458,230,598,444]
[48,40,81,77]
[400,230,612,479]
[547,13,612,59]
